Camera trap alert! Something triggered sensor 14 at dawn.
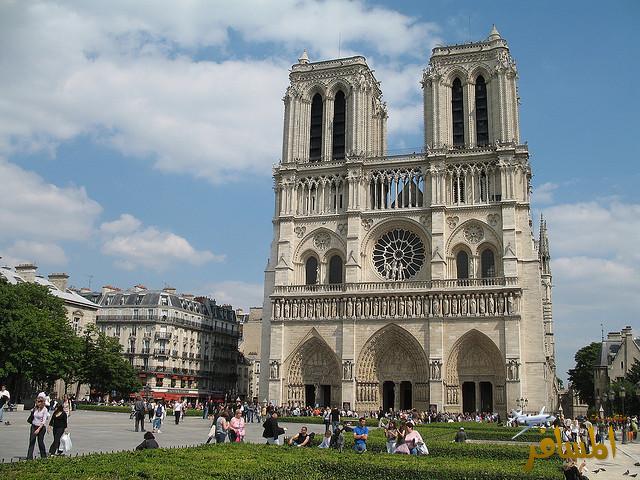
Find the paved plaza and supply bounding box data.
[0,409,326,462]
[1,410,640,480]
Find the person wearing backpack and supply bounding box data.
[152,400,165,433]
[133,395,146,432]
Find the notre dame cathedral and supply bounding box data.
[260,26,557,417]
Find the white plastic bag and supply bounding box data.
[60,432,72,453]
[416,442,429,456]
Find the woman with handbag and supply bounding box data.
[48,403,68,455]
[26,394,50,459]
[206,411,229,444]
[229,409,245,442]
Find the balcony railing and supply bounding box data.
[273,277,517,295]
[153,349,169,357]
[154,332,172,340]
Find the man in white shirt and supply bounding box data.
[173,400,182,425]
[0,385,10,424]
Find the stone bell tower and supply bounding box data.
[260,27,557,415]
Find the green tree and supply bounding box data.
[0,279,80,399]
[567,342,601,407]
[78,324,141,398]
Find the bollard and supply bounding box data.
[622,424,628,444]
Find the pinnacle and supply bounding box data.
[298,49,309,64]
[488,24,501,41]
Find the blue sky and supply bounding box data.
[1,1,638,382]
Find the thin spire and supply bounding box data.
[298,49,309,64]
[539,213,551,275]
[488,24,501,41]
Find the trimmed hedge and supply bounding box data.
[0,443,562,480]
[77,404,202,416]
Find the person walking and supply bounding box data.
[0,385,10,425]
[202,397,209,420]
[62,395,72,418]
[152,400,165,433]
[134,395,146,432]
[147,400,154,423]
[27,394,50,459]
[173,400,182,425]
[48,403,68,455]
[206,411,229,444]
[229,409,246,442]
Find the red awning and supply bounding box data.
[156,374,165,378]
[154,392,182,401]
[171,375,179,380]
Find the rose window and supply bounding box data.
[373,228,425,281]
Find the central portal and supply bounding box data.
[400,381,412,410]
[383,381,395,411]
[462,381,476,413]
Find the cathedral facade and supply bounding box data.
[260,27,557,417]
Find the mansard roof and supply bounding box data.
[0,266,98,310]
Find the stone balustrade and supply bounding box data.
[271,287,520,321]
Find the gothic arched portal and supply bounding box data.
[444,330,505,415]
[355,324,429,412]
[285,334,341,408]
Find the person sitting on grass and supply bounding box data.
[318,429,332,448]
[454,426,467,443]
[330,424,345,452]
[288,426,311,447]
[353,417,369,453]
[136,431,159,450]
[403,421,426,455]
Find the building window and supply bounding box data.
[456,251,469,279]
[73,317,80,333]
[309,93,323,161]
[305,256,318,285]
[328,255,344,284]
[115,325,121,336]
[481,249,496,278]
[452,78,464,147]
[332,90,346,160]
[475,76,489,146]
[133,309,139,320]
[156,377,163,387]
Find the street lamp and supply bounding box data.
[620,387,626,417]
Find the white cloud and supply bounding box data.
[532,182,558,205]
[0,157,102,241]
[0,1,441,182]
[206,280,264,312]
[1,240,68,267]
[100,213,142,235]
[542,200,640,379]
[100,214,225,271]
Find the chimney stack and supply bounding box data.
[48,273,69,291]
[163,287,176,295]
[15,263,37,283]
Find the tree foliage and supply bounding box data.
[567,342,601,406]
[78,324,141,396]
[0,279,79,392]
[0,279,140,399]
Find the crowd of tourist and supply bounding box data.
[8,388,638,463]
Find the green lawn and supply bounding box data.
[0,428,563,480]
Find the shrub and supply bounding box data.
[0,443,562,480]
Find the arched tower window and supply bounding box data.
[332,91,346,160]
[456,251,469,279]
[452,78,464,147]
[309,93,323,162]
[305,256,318,285]
[328,255,343,284]
[475,76,489,146]
[481,249,495,278]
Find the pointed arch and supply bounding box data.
[355,324,429,411]
[284,330,342,405]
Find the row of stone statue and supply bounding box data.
[272,291,519,320]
